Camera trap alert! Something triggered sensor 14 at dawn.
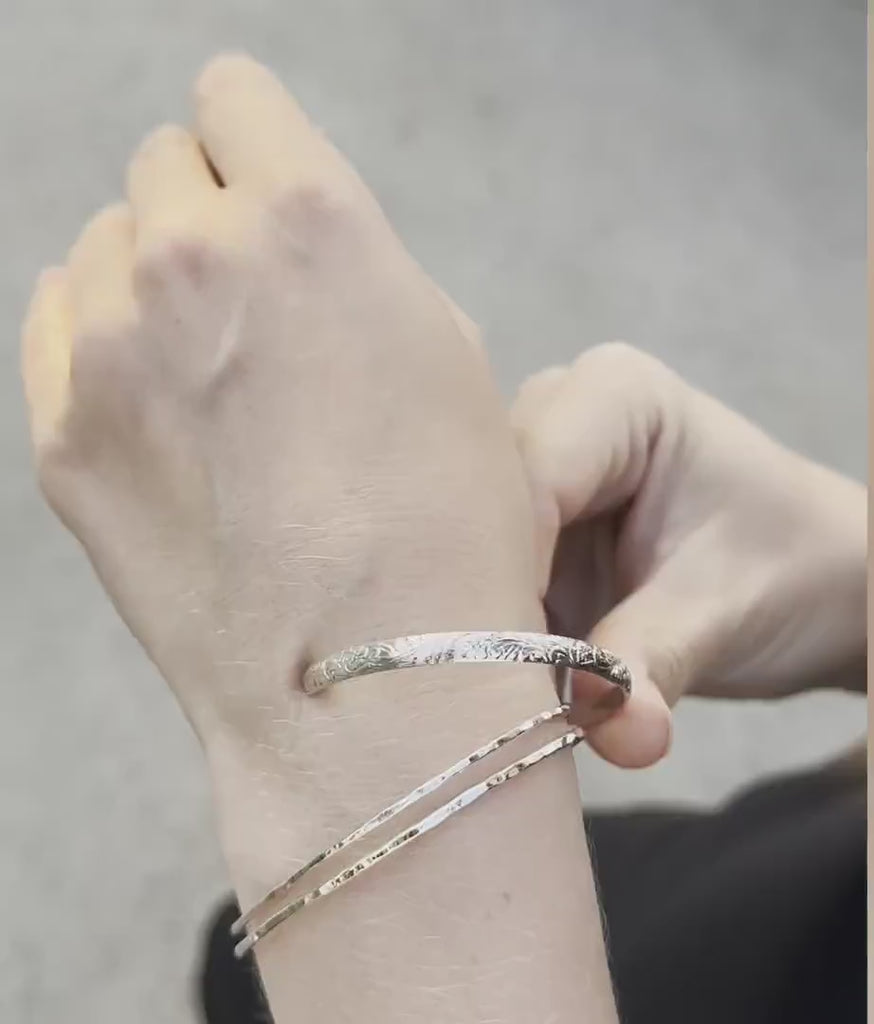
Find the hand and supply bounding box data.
[513,343,866,768]
[21,53,550,786]
[21,57,622,1022]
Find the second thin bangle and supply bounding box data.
[234,714,582,958]
[231,703,570,941]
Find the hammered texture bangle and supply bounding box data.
[233,719,583,958]
[231,703,570,942]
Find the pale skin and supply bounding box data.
[22,53,865,1023]
[513,344,866,766]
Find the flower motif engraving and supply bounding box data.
[304,631,632,697]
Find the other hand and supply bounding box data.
[513,343,866,767]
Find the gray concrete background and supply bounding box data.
[0,0,866,1020]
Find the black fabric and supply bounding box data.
[196,764,866,1023]
[198,900,268,1022]
[586,766,866,1024]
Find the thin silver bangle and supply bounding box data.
[302,630,632,696]
[231,702,570,939]
[234,724,583,958]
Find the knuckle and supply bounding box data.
[530,364,569,386]
[70,320,135,396]
[577,341,648,374]
[572,342,676,397]
[134,229,225,293]
[271,178,357,230]
[517,365,568,407]
[266,179,366,265]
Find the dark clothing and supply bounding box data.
[588,764,865,1024]
[197,762,866,1023]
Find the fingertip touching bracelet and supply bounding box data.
[231,631,631,958]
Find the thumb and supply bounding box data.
[513,343,679,525]
[578,579,721,768]
[512,345,684,767]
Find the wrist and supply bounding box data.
[212,661,562,906]
[192,546,615,1022]
[202,563,557,903]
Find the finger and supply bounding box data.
[127,124,218,232]
[577,573,724,768]
[67,203,136,334]
[510,365,568,431]
[545,512,617,638]
[511,366,571,593]
[578,668,672,769]
[21,267,73,448]
[193,53,350,193]
[515,342,678,523]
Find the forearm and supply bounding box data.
[206,580,617,1023]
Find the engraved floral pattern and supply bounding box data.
[304,631,632,696]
